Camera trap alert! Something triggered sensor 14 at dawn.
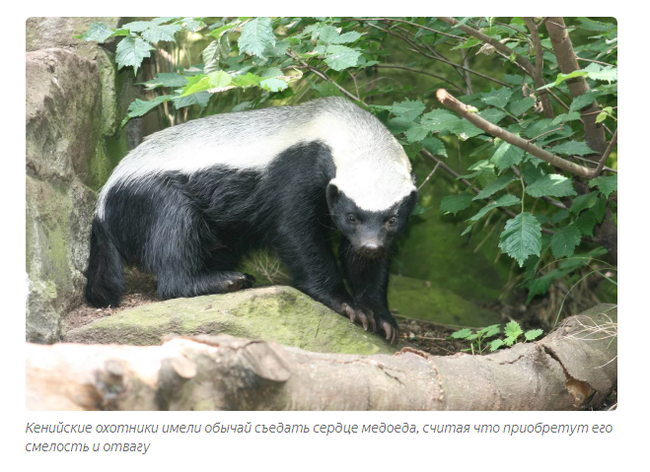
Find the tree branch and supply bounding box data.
[26,306,617,411]
[523,18,555,119]
[435,88,597,180]
[373,64,465,93]
[287,50,365,105]
[545,17,607,154]
[436,17,536,77]
[592,129,618,178]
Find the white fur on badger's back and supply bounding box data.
[98,97,415,216]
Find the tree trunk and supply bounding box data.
[26,304,616,411]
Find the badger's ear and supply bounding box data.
[326,182,340,207]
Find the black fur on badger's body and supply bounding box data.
[85,97,417,343]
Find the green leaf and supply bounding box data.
[489,339,505,352]
[121,20,152,32]
[577,18,616,32]
[76,22,114,43]
[421,109,461,132]
[549,141,594,156]
[208,70,233,89]
[524,329,544,341]
[526,269,571,301]
[499,212,543,267]
[208,19,241,39]
[324,44,361,71]
[521,162,545,185]
[478,324,501,338]
[590,175,617,197]
[260,78,288,92]
[172,91,211,110]
[554,70,589,87]
[115,37,155,75]
[481,87,513,108]
[465,194,520,227]
[551,112,581,126]
[124,95,171,123]
[440,193,474,216]
[422,137,448,158]
[314,26,363,44]
[569,92,598,112]
[261,67,283,78]
[473,174,515,200]
[490,141,525,172]
[179,75,212,96]
[238,17,276,58]
[479,108,507,124]
[509,97,535,116]
[570,191,599,214]
[450,328,473,339]
[551,224,582,258]
[141,73,188,89]
[230,72,263,88]
[141,23,182,43]
[405,125,430,143]
[574,198,606,236]
[202,40,221,72]
[583,63,617,83]
[525,174,577,198]
[504,320,523,339]
[392,99,426,121]
[574,209,597,236]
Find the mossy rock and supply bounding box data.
[64,286,399,355]
[388,275,501,327]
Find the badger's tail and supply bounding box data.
[85,218,124,307]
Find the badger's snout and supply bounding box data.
[357,241,386,258]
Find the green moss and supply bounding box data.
[65,287,399,355]
[393,156,512,304]
[388,275,502,327]
[87,133,130,190]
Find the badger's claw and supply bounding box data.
[340,302,398,344]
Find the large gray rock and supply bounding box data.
[64,286,400,355]
[26,19,132,343]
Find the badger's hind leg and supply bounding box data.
[142,191,255,300]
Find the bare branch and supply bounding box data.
[363,20,510,89]
[436,17,536,76]
[349,17,465,40]
[417,161,441,191]
[287,50,365,105]
[524,17,555,118]
[373,64,465,93]
[591,129,618,178]
[436,88,596,180]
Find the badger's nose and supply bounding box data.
[361,243,384,258]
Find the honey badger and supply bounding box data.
[85,97,417,343]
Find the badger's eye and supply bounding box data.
[388,216,397,225]
[348,214,356,223]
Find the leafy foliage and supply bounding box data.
[78,16,617,308]
[450,321,543,354]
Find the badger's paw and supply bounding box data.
[340,302,399,345]
[222,272,256,292]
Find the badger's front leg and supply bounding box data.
[338,238,399,344]
[274,226,386,339]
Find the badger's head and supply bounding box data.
[326,164,417,258]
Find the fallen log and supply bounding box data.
[26,304,616,410]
